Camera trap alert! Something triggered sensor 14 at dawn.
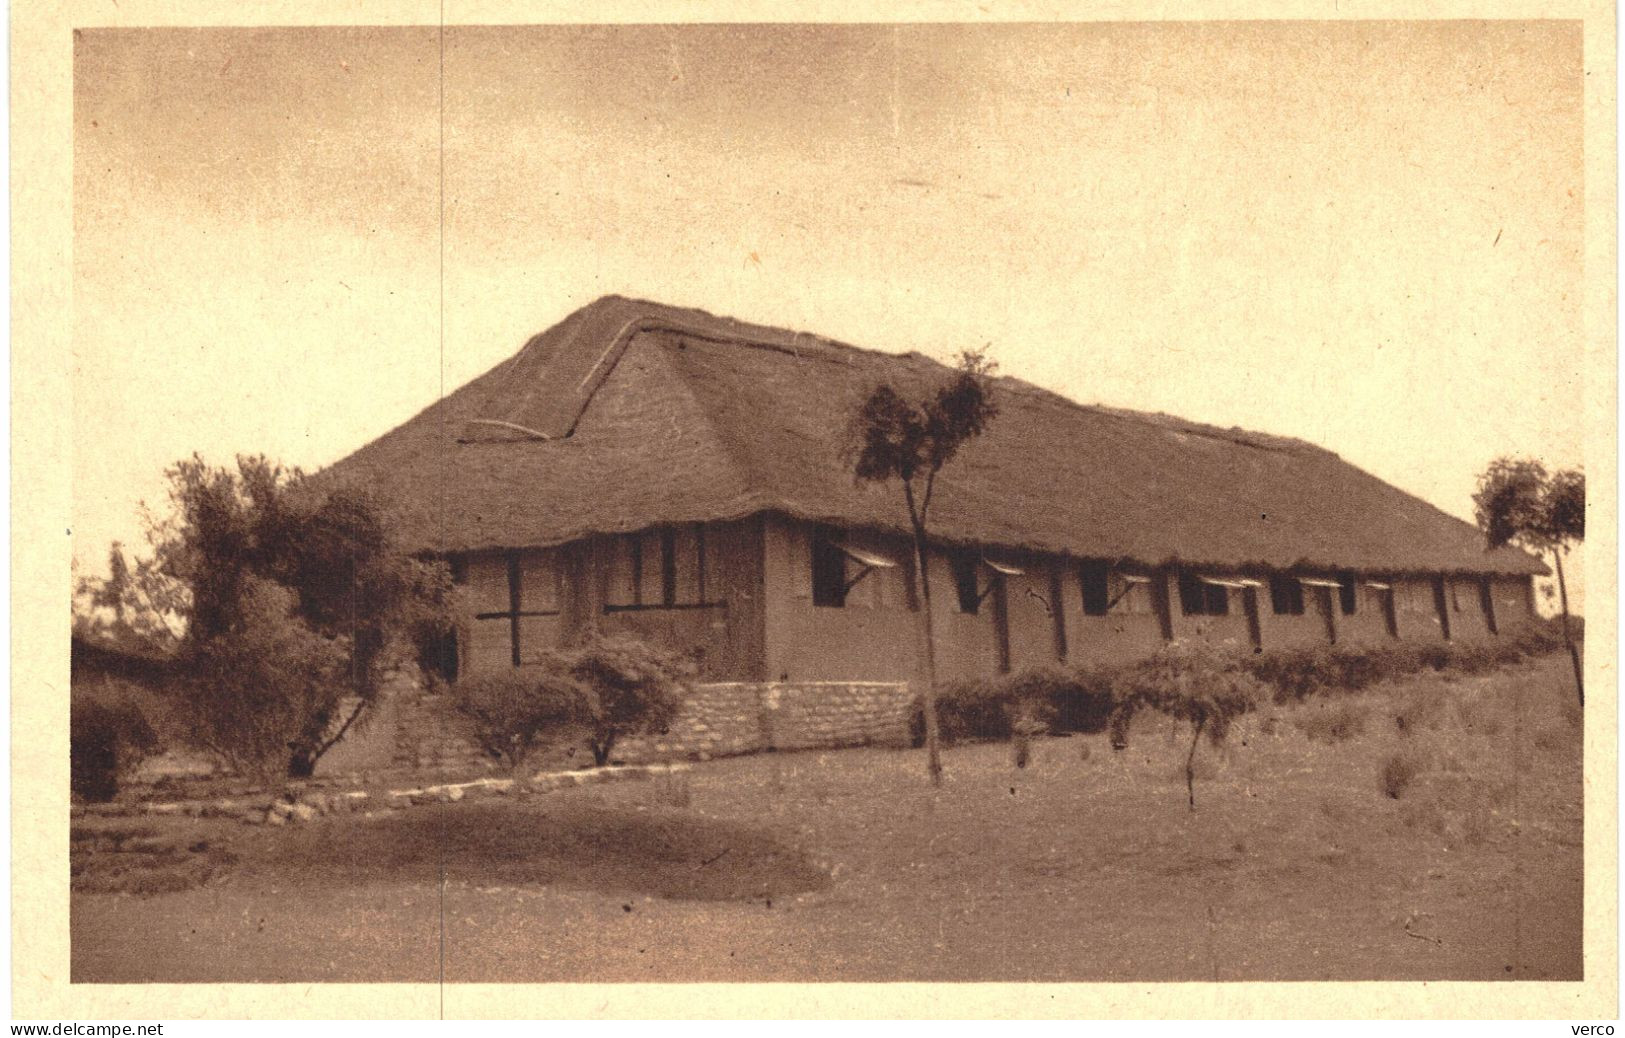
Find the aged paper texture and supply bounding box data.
[16,0,1618,1020]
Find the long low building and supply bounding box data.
[325,295,1545,685]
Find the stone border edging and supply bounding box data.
[72,763,692,827]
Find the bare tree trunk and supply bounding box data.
[293,697,370,778]
[1553,549,1583,707]
[1186,715,1207,812]
[911,528,944,788]
[904,482,943,788]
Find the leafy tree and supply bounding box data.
[182,578,350,782]
[80,454,455,778]
[1114,640,1264,810]
[568,632,691,766]
[1472,458,1585,704]
[848,349,999,786]
[73,541,187,652]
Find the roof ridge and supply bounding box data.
[601,295,1321,457]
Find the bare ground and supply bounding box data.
[71,654,1582,983]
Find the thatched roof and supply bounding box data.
[323,295,1544,577]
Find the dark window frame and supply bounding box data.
[1269,574,1305,616]
[811,524,850,608]
[1079,560,1111,617]
[1177,570,1230,617]
[949,551,982,614]
[1337,572,1358,616]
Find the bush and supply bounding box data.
[1048,665,1118,733]
[1294,700,1369,745]
[935,678,1017,744]
[566,632,692,766]
[1381,752,1423,799]
[70,693,159,802]
[453,660,587,772]
[933,666,1066,746]
[453,633,692,770]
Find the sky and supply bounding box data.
[72,21,1586,606]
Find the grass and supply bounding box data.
[71,653,1582,983]
[236,799,827,902]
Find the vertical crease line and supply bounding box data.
[437,1,447,1021]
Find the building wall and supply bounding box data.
[1002,559,1068,673]
[457,517,767,681]
[1165,573,1255,650]
[1392,576,1450,641]
[1256,594,1336,650]
[923,549,1001,682]
[1489,575,1537,629]
[761,515,922,683]
[1333,584,1401,647]
[1057,566,1171,667]
[456,510,1536,685]
[1440,575,1498,641]
[615,680,914,762]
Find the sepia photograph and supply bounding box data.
[19,1,1614,1020]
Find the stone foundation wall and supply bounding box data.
[388,673,915,769]
[760,681,918,754]
[613,680,913,762]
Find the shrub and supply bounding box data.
[935,678,1016,744]
[1293,700,1369,745]
[453,661,588,772]
[1245,647,1336,702]
[70,693,159,803]
[1380,752,1423,799]
[934,666,1064,746]
[1414,642,1454,672]
[567,632,692,766]
[1107,704,1133,750]
[1048,664,1118,733]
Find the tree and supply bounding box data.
[1114,639,1263,810]
[181,578,350,782]
[568,632,691,766]
[81,454,455,778]
[73,541,187,652]
[848,350,999,786]
[1473,458,1586,704]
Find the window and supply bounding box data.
[607,525,709,610]
[1177,570,1229,616]
[811,525,849,607]
[1079,560,1110,616]
[950,552,981,614]
[809,526,904,609]
[1269,575,1304,615]
[463,549,562,668]
[1337,572,1358,616]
